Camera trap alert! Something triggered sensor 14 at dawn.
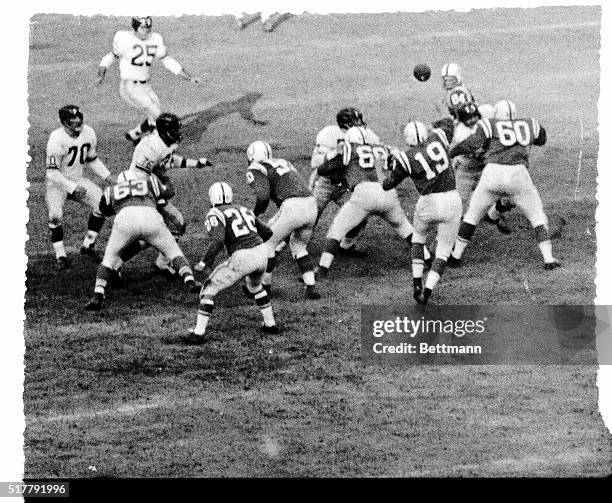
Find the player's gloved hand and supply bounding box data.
[196,158,212,168]
[71,185,88,202]
[194,261,207,272]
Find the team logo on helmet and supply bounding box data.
[247,141,272,163]
[209,182,233,207]
[494,100,517,121]
[404,121,429,146]
[441,63,463,90]
[336,107,365,130]
[156,112,182,145]
[59,104,84,137]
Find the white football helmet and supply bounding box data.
[117,168,145,182]
[209,182,233,207]
[247,141,272,163]
[345,126,368,144]
[494,100,517,120]
[478,104,495,120]
[404,121,429,146]
[441,63,463,90]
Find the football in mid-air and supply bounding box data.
[413,63,431,82]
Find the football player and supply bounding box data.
[186,182,279,343]
[383,121,462,305]
[110,112,212,277]
[309,107,375,256]
[440,63,476,119]
[316,126,429,276]
[84,170,200,311]
[97,16,201,144]
[448,100,561,270]
[245,141,321,299]
[45,105,113,270]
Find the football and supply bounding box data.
[413,63,431,82]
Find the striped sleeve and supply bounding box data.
[432,128,450,148]
[531,118,540,139]
[478,118,493,139]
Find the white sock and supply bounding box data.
[82,231,98,249]
[53,241,66,259]
[262,272,272,285]
[194,312,210,335]
[340,237,355,250]
[319,252,334,269]
[423,247,431,261]
[425,271,441,291]
[302,271,315,286]
[538,240,554,262]
[452,237,469,260]
[412,260,424,279]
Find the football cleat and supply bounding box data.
[314,265,329,279]
[544,259,561,270]
[415,292,428,305]
[484,214,512,235]
[305,285,321,300]
[154,262,178,279]
[80,245,102,262]
[186,279,202,293]
[263,284,271,296]
[84,293,104,311]
[413,278,423,300]
[109,269,125,288]
[56,256,71,271]
[338,245,367,258]
[447,256,462,268]
[182,329,209,345]
[261,324,280,335]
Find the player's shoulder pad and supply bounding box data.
[316,125,343,148]
[248,162,268,176]
[477,118,493,138]
[205,207,226,227]
[431,127,450,148]
[364,127,380,145]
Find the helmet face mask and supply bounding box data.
[132,16,152,39]
[403,121,428,146]
[59,105,84,137]
[441,63,463,90]
[156,113,182,145]
[209,182,233,207]
[247,141,272,164]
[336,107,365,131]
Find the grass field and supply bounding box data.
[24,7,611,477]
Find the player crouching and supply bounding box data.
[384,121,461,305]
[85,170,200,311]
[186,182,279,343]
[245,141,321,300]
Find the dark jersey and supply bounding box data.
[317,141,389,190]
[99,174,168,216]
[247,158,311,215]
[203,204,265,260]
[383,129,455,195]
[449,117,546,167]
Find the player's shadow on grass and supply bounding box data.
[180,92,268,144]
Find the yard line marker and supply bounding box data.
[574,118,584,201]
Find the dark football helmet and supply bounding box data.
[156,113,182,145]
[59,104,84,137]
[132,16,152,34]
[336,107,365,130]
[456,102,481,127]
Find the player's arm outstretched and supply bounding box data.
[448,120,489,158]
[155,38,201,84]
[84,130,114,184]
[195,210,227,276]
[382,150,410,191]
[169,153,212,170]
[246,167,271,216]
[316,144,348,177]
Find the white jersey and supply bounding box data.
[130,130,178,174]
[46,124,98,183]
[112,30,168,82]
[311,125,380,169]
